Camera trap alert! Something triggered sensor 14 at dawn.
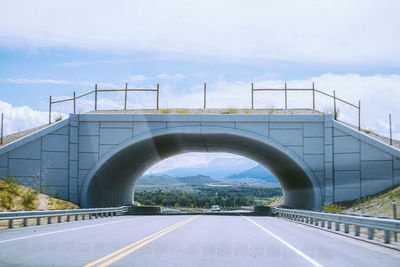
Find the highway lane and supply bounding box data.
[0,214,399,267]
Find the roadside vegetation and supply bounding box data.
[0,177,78,211]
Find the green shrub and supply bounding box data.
[22,190,38,210]
[268,109,274,114]
[322,203,344,213]
[55,115,63,122]
[0,190,13,209]
[176,109,189,114]
[244,109,252,114]
[222,108,238,114]
[160,109,172,114]
[334,108,339,120]
[364,129,373,134]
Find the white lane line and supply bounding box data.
[0,217,145,243]
[241,215,324,267]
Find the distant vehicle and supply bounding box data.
[211,205,220,212]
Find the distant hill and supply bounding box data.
[227,164,278,184]
[152,157,258,179]
[137,174,217,185]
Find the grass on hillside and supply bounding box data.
[222,108,239,114]
[0,177,79,212]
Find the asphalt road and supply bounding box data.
[0,214,399,267]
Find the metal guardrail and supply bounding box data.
[0,206,128,229]
[275,207,400,244]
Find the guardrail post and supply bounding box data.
[82,214,86,220]
[314,218,318,226]
[393,201,397,241]
[48,216,52,224]
[124,82,128,110]
[89,213,92,219]
[37,217,40,225]
[8,219,13,229]
[389,114,392,145]
[157,83,160,110]
[58,216,61,223]
[344,223,349,233]
[310,217,313,224]
[251,83,254,109]
[355,225,360,236]
[67,215,70,222]
[321,220,325,228]
[305,217,309,224]
[49,96,52,125]
[335,222,340,231]
[95,84,98,111]
[23,218,27,227]
[384,231,390,244]
[327,221,332,229]
[75,214,78,221]
[73,91,76,114]
[312,82,315,110]
[1,113,3,145]
[368,228,374,239]
[284,83,288,110]
[203,82,207,109]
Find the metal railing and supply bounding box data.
[0,206,128,229]
[275,207,400,244]
[251,82,361,131]
[49,83,160,124]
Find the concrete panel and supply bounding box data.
[270,122,302,129]
[304,138,324,154]
[69,144,78,161]
[303,154,324,171]
[361,161,392,179]
[134,122,167,136]
[70,126,78,143]
[200,122,234,128]
[0,168,8,178]
[334,171,360,189]
[287,146,303,159]
[235,122,269,137]
[42,169,69,186]
[9,139,41,159]
[303,123,324,137]
[334,153,360,171]
[325,179,333,197]
[333,128,347,137]
[78,169,89,186]
[324,127,332,145]
[334,136,360,153]
[324,145,333,162]
[334,189,360,202]
[395,170,400,184]
[42,152,69,169]
[270,129,303,146]
[168,121,201,128]
[69,177,78,196]
[69,161,78,178]
[361,179,393,196]
[79,136,99,153]
[79,122,99,136]
[394,158,400,169]
[100,122,133,128]
[99,145,114,157]
[324,196,333,205]
[81,114,134,122]
[0,153,7,168]
[13,177,41,189]
[361,142,392,161]
[325,162,333,179]
[9,159,41,177]
[52,126,69,135]
[100,128,132,145]
[45,186,68,200]
[42,135,69,152]
[70,114,79,127]
[313,171,324,186]
[79,153,98,170]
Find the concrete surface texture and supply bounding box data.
[0,113,399,209]
[0,215,399,266]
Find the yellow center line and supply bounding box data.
[83,215,201,267]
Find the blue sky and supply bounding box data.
[0,0,399,172]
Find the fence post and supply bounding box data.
[251,83,254,109]
[204,82,207,109]
[73,91,76,114]
[124,82,128,110]
[95,84,98,111]
[358,101,361,131]
[285,83,288,110]
[49,96,52,125]
[1,113,3,145]
[389,114,392,145]
[312,82,315,110]
[333,90,337,120]
[157,83,159,110]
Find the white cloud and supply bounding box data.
[157,73,185,80]
[1,78,119,88]
[1,1,398,64]
[55,61,91,67]
[129,75,147,82]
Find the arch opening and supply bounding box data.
[82,128,322,210]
